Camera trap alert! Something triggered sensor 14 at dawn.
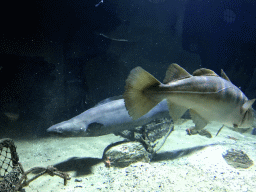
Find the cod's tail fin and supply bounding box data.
[123,67,161,120]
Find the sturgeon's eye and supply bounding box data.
[233,124,238,128]
[56,127,63,133]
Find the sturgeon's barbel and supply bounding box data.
[123,63,256,134]
[47,97,170,137]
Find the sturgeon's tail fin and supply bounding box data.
[123,67,161,120]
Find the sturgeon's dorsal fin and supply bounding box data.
[241,99,255,114]
[163,63,192,84]
[193,68,218,76]
[221,69,231,82]
[96,95,123,106]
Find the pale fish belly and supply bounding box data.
[161,84,246,127]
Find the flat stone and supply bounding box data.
[222,149,254,169]
[103,141,151,168]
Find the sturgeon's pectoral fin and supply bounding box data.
[167,100,187,122]
[187,109,208,135]
[86,122,104,135]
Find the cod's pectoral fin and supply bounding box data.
[187,109,208,135]
[193,68,218,77]
[221,69,231,82]
[163,63,192,84]
[241,99,256,114]
[167,100,187,122]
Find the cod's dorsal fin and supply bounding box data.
[163,63,192,84]
[221,69,231,82]
[193,68,218,76]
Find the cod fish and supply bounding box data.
[47,97,170,137]
[123,64,255,135]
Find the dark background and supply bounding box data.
[0,0,255,138]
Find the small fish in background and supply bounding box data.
[1,101,20,122]
[3,112,19,121]
[123,63,255,135]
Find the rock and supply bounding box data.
[102,141,151,168]
[103,118,174,168]
[222,149,254,169]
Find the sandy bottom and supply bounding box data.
[14,120,256,192]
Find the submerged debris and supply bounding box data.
[118,118,174,153]
[0,138,70,192]
[215,125,224,136]
[103,118,174,168]
[222,149,254,169]
[103,141,151,168]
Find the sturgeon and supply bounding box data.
[47,97,170,137]
[123,63,255,134]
